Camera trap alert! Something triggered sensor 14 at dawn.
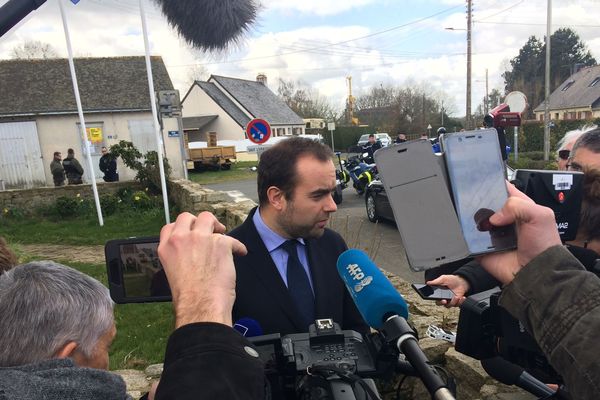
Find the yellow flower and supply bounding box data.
[145,187,149,192]
[76,193,81,198]
[3,208,8,214]
[134,196,140,201]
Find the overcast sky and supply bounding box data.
[2,0,600,119]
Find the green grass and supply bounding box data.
[1,209,168,245]
[188,160,257,185]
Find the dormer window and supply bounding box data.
[589,77,600,87]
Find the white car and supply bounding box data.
[357,133,392,147]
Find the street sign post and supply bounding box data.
[327,122,336,151]
[246,118,271,144]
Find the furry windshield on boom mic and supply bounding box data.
[153,0,258,51]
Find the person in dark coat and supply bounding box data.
[99,146,118,182]
[50,151,65,187]
[62,148,84,185]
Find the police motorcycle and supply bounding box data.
[333,152,349,205]
[339,151,378,196]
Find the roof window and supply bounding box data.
[562,81,575,91]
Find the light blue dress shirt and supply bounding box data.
[252,208,315,293]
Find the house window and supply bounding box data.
[590,77,600,87]
[555,113,560,120]
[561,81,574,91]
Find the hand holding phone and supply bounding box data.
[411,283,455,301]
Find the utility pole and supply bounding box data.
[466,0,472,130]
[441,100,444,126]
[543,0,552,161]
[485,68,489,115]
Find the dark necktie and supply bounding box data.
[281,240,315,328]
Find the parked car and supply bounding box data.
[365,165,515,223]
[356,133,392,148]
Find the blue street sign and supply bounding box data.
[246,118,271,144]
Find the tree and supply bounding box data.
[11,40,59,59]
[277,78,340,122]
[502,29,596,117]
[185,64,210,88]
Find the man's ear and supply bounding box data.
[266,186,285,211]
[54,341,78,359]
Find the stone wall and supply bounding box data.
[0,181,142,212]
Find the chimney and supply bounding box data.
[256,73,267,85]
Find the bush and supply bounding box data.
[110,141,171,194]
[130,190,153,210]
[53,196,80,218]
[0,205,25,220]
[100,194,120,216]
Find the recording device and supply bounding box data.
[104,236,169,303]
[455,288,563,385]
[375,128,516,271]
[249,319,384,400]
[512,169,584,241]
[480,357,556,398]
[336,250,455,400]
[411,284,455,301]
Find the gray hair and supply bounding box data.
[0,261,114,367]
[556,126,592,153]
[572,125,600,156]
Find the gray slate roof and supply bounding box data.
[533,65,600,112]
[210,75,303,126]
[0,56,174,117]
[195,81,251,128]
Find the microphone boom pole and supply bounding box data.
[382,315,455,400]
[0,0,47,38]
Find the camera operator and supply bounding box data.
[0,212,264,400]
[475,183,600,399]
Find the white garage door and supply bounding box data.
[0,121,45,189]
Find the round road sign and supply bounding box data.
[246,118,271,144]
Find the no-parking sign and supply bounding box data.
[246,118,271,144]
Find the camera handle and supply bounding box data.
[302,363,382,400]
[381,315,455,400]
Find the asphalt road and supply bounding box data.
[205,178,424,283]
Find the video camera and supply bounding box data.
[249,319,386,400]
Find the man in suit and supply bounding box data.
[230,137,369,336]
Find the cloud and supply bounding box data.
[263,0,379,16]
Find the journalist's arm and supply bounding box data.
[480,184,600,399]
[154,212,265,400]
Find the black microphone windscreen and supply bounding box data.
[153,0,258,51]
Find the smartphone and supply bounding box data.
[442,129,517,255]
[411,283,455,301]
[374,140,469,271]
[105,236,171,303]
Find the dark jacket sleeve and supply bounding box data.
[155,322,265,400]
[454,260,501,295]
[499,245,600,399]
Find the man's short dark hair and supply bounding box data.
[257,137,333,206]
[572,127,600,155]
[67,148,74,154]
[53,151,61,157]
[368,134,375,138]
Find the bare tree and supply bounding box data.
[11,40,59,59]
[277,78,340,122]
[185,64,210,87]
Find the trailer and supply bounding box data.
[185,132,236,171]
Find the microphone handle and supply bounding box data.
[383,316,455,400]
[0,0,47,38]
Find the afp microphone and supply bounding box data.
[337,249,455,400]
[336,249,408,329]
[233,318,263,337]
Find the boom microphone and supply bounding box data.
[153,0,258,51]
[337,250,455,400]
[481,357,556,397]
[336,249,408,329]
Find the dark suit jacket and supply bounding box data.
[229,207,369,336]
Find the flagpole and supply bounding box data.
[139,0,170,224]
[58,0,104,226]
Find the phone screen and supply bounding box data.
[412,284,455,301]
[443,130,516,255]
[105,237,171,303]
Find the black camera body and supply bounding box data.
[455,288,563,384]
[249,319,390,400]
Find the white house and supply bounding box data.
[0,56,184,189]
[181,74,305,144]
